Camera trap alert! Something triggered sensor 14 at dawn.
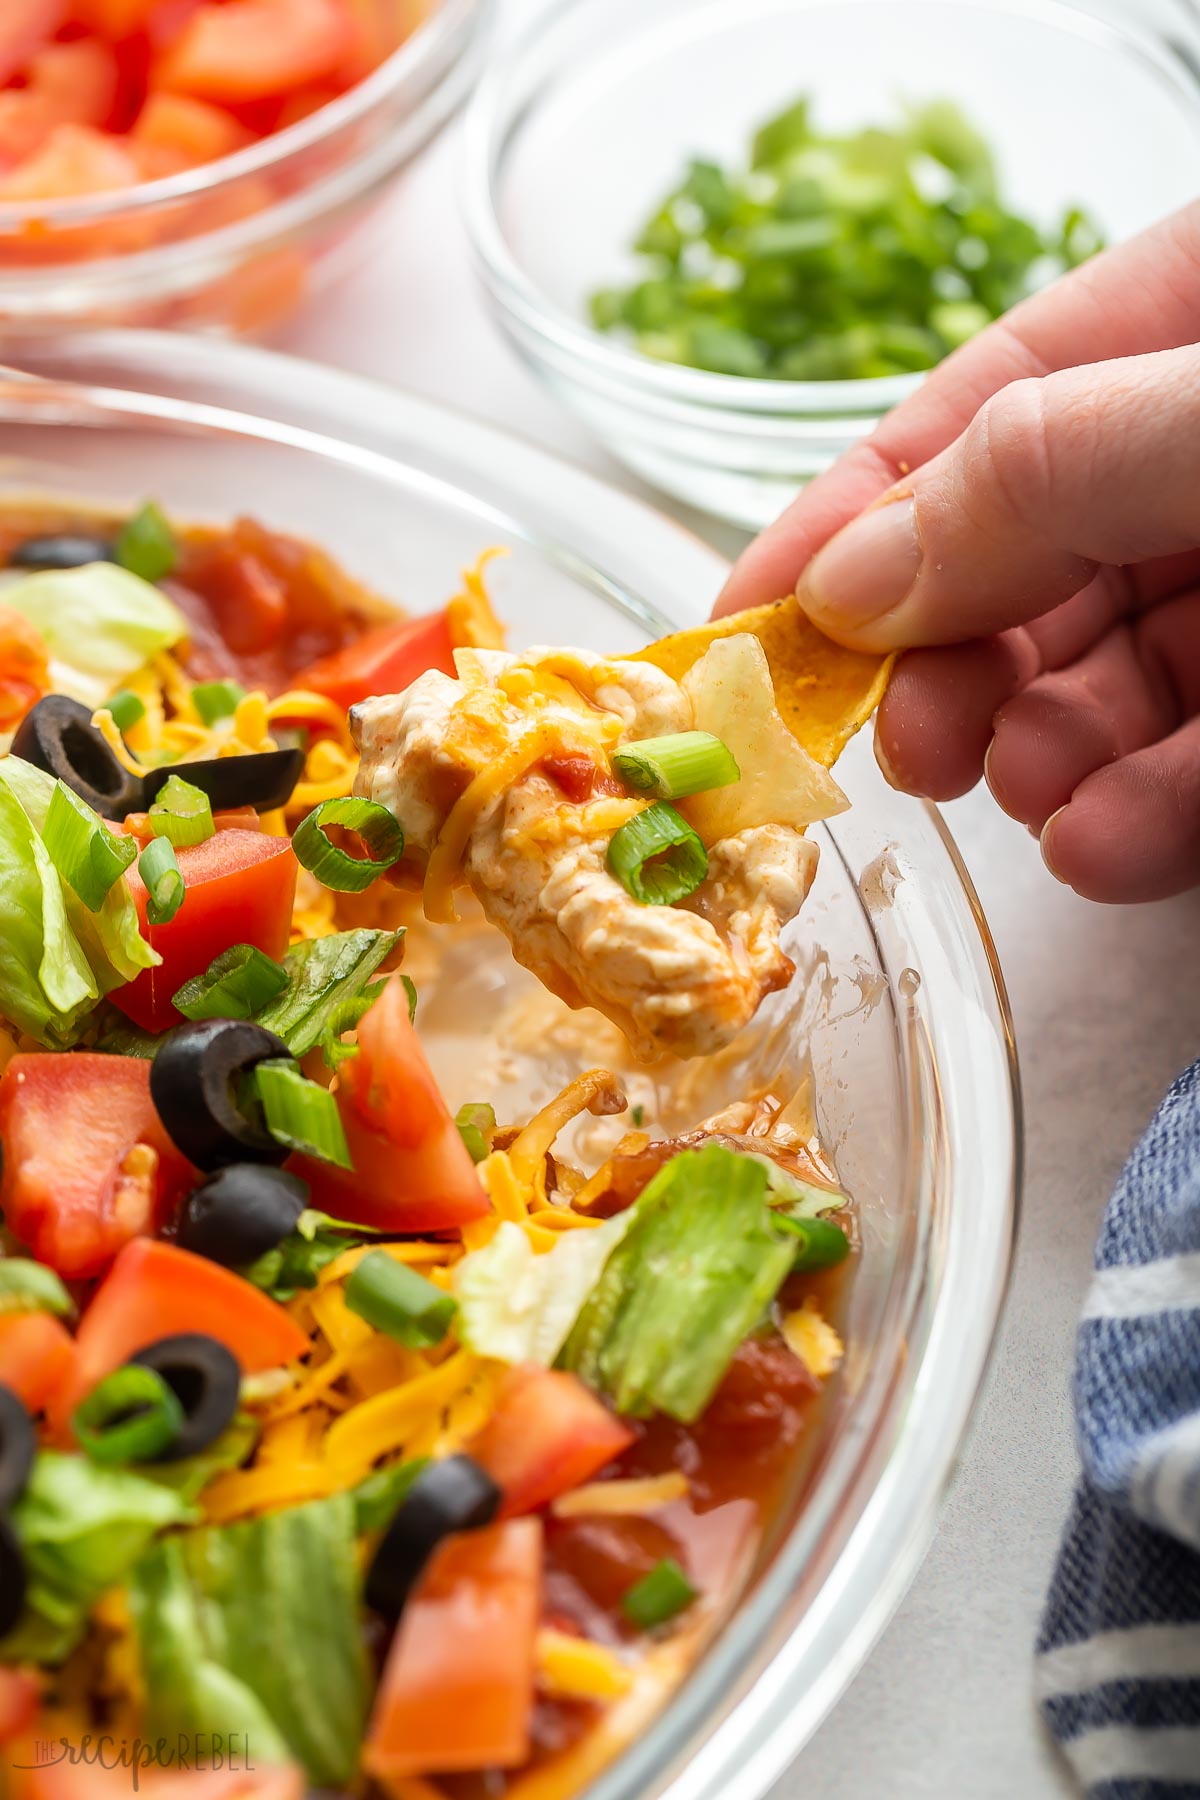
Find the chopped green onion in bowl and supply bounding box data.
[590,95,1104,382]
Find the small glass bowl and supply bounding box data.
[0,329,1019,1800]
[464,0,1200,528]
[0,0,492,341]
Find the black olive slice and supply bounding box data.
[139,748,305,816]
[0,1516,26,1637]
[11,694,142,818]
[365,1455,502,1621]
[8,533,116,571]
[150,1018,292,1171]
[0,1383,35,1512]
[177,1164,310,1268]
[129,1334,242,1462]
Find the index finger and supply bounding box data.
[715,198,1200,616]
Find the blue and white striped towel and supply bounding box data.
[1037,1057,1200,1796]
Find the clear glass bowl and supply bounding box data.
[464,0,1200,528]
[0,330,1020,1800]
[0,0,492,341]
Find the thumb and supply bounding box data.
[795,345,1200,653]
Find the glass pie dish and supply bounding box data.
[0,329,1021,1800]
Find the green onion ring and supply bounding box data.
[147,773,214,849]
[139,836,185,925]
[73,1366,185,1465]
[606,801,708,905]
[293,796,405,894]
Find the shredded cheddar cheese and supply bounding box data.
[551,1472,690,1519]
[782,1300,844,1380]
[537,1630,634,1702]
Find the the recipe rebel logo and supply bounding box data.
[11,1732,257,1790]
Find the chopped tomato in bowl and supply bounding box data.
[0,0,490,337]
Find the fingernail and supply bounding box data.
[1039,807,1070,884]
[798,496,922,628]
[874,728,903,791]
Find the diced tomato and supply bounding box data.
[133,91,251,164]
[0,0,65,88]
[0,1666,40,1745]
[472,1367,635,1519]
[0,41,121,172]
[300,975,488,1233]
[0,123,141,201]
[50,1237,308,1437]
[113,828,297,1033]
[364,1519,542,1781]
[0,607,49,730]
[0,1312,76,1415]
[69,0,160,32]
[153,0,356,103]
[0,1054,194,1279]
[296,609,456,713]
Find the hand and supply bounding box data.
[718,202,1200,903]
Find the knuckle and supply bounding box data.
[971,378,1057,535]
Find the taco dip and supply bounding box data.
[0,349,1017,1800]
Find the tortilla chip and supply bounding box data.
[630,596,892,769]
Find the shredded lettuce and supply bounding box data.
[0,758,158,1043]
[457,1214,633,1368]
[560,1143,796,1423]
[0,770,99,1043]
[130,1492,369,1785]
[2,564,186,710]
[0,1452,194,1664]
[239,1208,381,1303]
[253,928,404,1057]
[352,1457,429,1534]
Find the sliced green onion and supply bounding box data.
[114,501,177,583]
[0,1258,74,1318]
[455,1102,496,1164]
[107,689,146,734]
[192,680,246,728]
[43,779,137,912]
[173,943,289,1022]
[139,836,184,926]
[612,731,739,800]
[771,1214,851,1273]
[293,796,405,894]
[606,802,708,906]
[621,1558,697,1630]
[345,1249,457,1349]
[147,773,214,849]
[73,1366,184,1465]
[254,1059,353,1169]
[318,981,384,1071]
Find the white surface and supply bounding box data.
[279,52,1200,1800]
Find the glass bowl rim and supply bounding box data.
[461,0,1200,416]
[0,329,1024,1798]
[0,0,491,234]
